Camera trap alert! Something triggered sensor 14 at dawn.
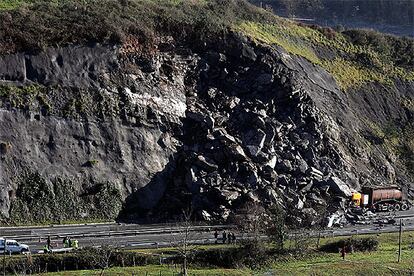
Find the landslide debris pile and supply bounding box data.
[0,0,413,225]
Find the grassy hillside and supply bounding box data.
[237,21,414,89]
[0,0,413,89]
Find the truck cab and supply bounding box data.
[351,192,362,206]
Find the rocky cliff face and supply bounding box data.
[0,43,189,222]
[0,33,413,225]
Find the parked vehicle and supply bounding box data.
[351,186,411,212]
[0,238,30,254]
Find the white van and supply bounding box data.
[0,238,30,254]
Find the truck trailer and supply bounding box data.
[351,186,410,212]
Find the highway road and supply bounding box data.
[0,223,229,252]
[0,210,413,253]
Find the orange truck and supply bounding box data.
[351,187,411,212]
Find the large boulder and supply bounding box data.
[327,177,353,197]
[243,129,266,156]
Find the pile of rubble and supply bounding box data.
[149,35,360,225]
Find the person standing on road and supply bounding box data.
[214,230,219,244]
[63,236,68,248]
[72,239,79,249]
[47,235,52,250]
[222,231,227,244]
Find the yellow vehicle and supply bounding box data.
[351,192,362,206]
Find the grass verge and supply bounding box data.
[41,266,252,276]
[14,231,414,275]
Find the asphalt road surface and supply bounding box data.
[0,210,413,253]
[0,223,229,252]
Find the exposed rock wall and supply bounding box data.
[0,44,190,222]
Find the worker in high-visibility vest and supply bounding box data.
[72,240,79,249]
[64,238,69,248]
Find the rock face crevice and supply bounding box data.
[0,34,412,224]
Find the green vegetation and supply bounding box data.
[402,98,414,113]
[0,247,158,275]
[2,231,408,275]
[273,231,414,275]
[237,20,414,89]
[322,58,392,90]
[42,265,252,276]
[84,159,99,167]
[0,84,120,120]
[20,232,414,276]
[0,0,270,54]
[0,0,412,89]
[0,85,50,110]
[8,172,122,224]
[238,21,321,65]
[44,266,251,276]
[319,236,379,253]
[269,250,414,275]
[365,120,414,176]
[343,29,414,70]
[0,0,26,10]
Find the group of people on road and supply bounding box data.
[63,236,78,249]
[43,236,79,253]
[214,230,236,244]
